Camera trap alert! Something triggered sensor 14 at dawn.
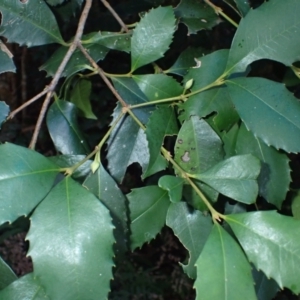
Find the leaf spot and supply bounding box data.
[181,151,190,162]
[193,58,201,68]
[178,139,183,144]
[201,19,207,23]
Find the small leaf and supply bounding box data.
[27,177,114,300]
[0,0,64,46]
[227,77,300,153]
[0,273,48,299]
[225,211,300,294]
[236,123,291,208]
[175,0,220,34]
[292,191,300,220]
[131,6,176,71]
[233,0,251,16]
[194,223,256,300]
[174,116,224,174]
[166,47,208,76]
[83,31,131,53]
[0,256,17,289]
[225,0,300,74]
[222,123,239,158]
[46,99,90,155]
[143,105,178,178]
[40,43,108,78]
[158,176,184,203]
[0,143,59,224]
[193,154,260,204]
[133,74,183,101]
[252,267,279,300]
[0,101,9,129]
[83,163,128,255]
[166,202,212,279]
[0,42,15,74]
[70,79,97,119]
[128,186,170,250]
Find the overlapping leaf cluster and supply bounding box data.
[0,0,300,299]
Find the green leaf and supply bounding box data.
[40,43,108,78]
[252,267,279,300]
[143,105,178,178]
[193,154,260,204]
[133,74,183,101]
[166,202,212,279]
[236,124,291,208]
[174,116,224,174]
[0,101,9,129]
[0,256,17,289]
[174,0,220,34]
[225,211,300,294]
[292,191,300,220]
[27,177,114,300]
[83,31,131,53]
[0,143,59,224]
[0,42,15,74]
[48,155,91,179]
[166,47,208,76]
[0,273,48,299]
[70,79,97,119]
[46,99,90,155]
[158,176,184,203]
[234,0,250,16]
[128,186,170,250]
[194,223,256,300]
[106,108,150,182]
[83,163,128,255]
[46,0,66,6]
[0,0,64,46]
[225,0,300,75]
[227,77,300,153]
[222,123,239,158]
[131,6,176,71]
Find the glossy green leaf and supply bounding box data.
[131,6,176,71]
[222,123,239,158]
[158,176,184,203]
[40,43,108,78]
[70,79,97,119]
[234,0,250,16]
[194,223,256,300]
[225,0,300,75]
[106,108,150,183]
[166,202,212,279]
[46,0,66,6]
[128,186,170,250]
[83,163,128,255]
[143,105,178,178]
[0,273,48,299]
[27,177,114,300]
[0,143,59,224]
[48,155,91,179]
[193,154,260,204]
[236,124,291,208]
[46,99,90,155]
[175,0,220,34]
[0,0,64,46]
[174,116,224,174]
[133,74,183,101]
[226,211,300,294]
[227,77,300,153]
[292,191,300,220]
[0,256,17,289]
[0,43,15,74]
[0,101,9,129]
[166,47,207,76]
[83,31,131,53]
[252,267,279,300]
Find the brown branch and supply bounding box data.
[29,0,93,150]
[77,42,128,108]
[100,0,129,33]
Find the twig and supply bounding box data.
[100,0,129,33]
[29,0,93,150]
[77,42,128,108]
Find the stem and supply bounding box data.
[204,0,238,28]
[29,0,93,150]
